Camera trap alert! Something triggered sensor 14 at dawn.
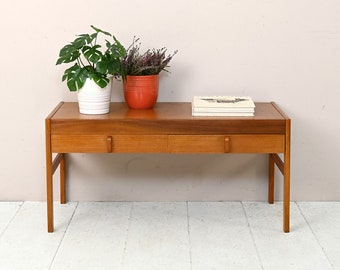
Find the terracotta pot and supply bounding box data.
[123,75,159,109]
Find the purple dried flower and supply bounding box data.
[122,37,177,79]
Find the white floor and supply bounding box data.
[0,202,339,270]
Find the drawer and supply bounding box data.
[51,134,285,154]
[168,135,285,153]
[226,135,285,153]
[51,135,112,153]
[112,135,167,153]
[168,135,227,153]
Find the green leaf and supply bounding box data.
[56,44,80,65]
[106,38,126,58]
[96,53,122,76]
[78,33,95,44]
[72,36,87,49]
[90,25,111,36]
[90,73,110,88]
[96,59,109,75]
[62,64,87,91]
[108,61,122,75]
[83,45,102,63]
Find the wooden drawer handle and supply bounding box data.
[224,137,230,153]
[107,136,112,153]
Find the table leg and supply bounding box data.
[47,153,65,232]
[268,154,275,204]
[46,145,54,233]
[46,182,54,232]
[46,177,54,233]
[60,154,66,204]
[46,118,54,233]
[283,140,291,231]
[283,119,291,233]
[269,153,290,232]
[283,164,290,233]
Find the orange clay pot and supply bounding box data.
[123,75,159,109]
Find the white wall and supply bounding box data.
[0,0,339,201]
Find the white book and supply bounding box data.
[192,96,255,110]
[192,106,255,113]
[192,111,254,117]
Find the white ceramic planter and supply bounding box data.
[77,78,112,114]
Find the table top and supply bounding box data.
[47,102,289,135]
[50,102,287,119]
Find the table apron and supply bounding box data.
[51,134,285,154]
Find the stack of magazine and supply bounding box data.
[192,96,255,116]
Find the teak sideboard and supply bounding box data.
[45,102,291,233]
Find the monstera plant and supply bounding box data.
[56,25,126,91]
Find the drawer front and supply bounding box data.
[169,135,285,153]
[51,135,112,153]
[51,134,285,154]
[227,135,285,153]
[112,135,167,153]
[169,135,227,153]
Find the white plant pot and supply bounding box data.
[77,78,112,114]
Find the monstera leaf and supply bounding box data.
[106,38,126,59]
[62,64,87,91]
[90,73,110,88]
[83,45,103,64]
[56,44,80,65]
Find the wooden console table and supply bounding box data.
[45,102,291,232]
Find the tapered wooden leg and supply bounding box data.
[283,151,290,232]
[60,154,66,204]
[46,119,54,233]
[268,154,275,204]
[46,164,54,232]
[283,119,291,233]
[283,169,290,233]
